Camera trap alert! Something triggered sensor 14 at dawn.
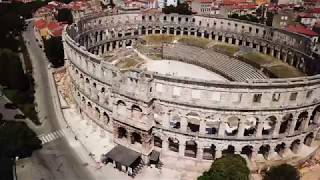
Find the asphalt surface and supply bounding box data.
[19,22,94,180]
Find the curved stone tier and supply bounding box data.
[63,11,320,168]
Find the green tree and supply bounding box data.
[56,8,73,24]
[0,49,29,90]
[198,154,250,180]
[43,37,65,67]
[162,2,192,15]
[0,120,42,180]
[0,121,42,158]
[264,164,300,180]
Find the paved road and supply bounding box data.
[18,22,94,180]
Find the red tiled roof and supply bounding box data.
[51,28,63,37]
[285,24,318,37]
[298,12,314,18]
[309,8,320,14]
[231,4,257,9]
[47,22,60,31]
[34,19,46,29]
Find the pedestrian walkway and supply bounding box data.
[38,129,65,145]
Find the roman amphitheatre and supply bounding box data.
[61,11,320,176]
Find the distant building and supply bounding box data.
[272,11,295,28]
[191,0,213,14]
[285,24,319,43]
[297,12,317,27]
[158,0,178,8]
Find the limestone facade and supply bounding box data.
[63,12,320,164]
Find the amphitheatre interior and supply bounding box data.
[63,12,320,173]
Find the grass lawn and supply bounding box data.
[267,65,305,78]
[240,52,306,78]
[143,35,175,44]
[177,36,211,48]
[212,44,240,56]
[240,52,277,66]
[116,58,140,69]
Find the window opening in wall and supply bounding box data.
[171,17,174,22]
[256,28,259,34]
[272,93,280,102]
[249,27,252,32]
[306,90,313,98]
[290,92,298,101]
[253,94,262,103]
[164,16,167,21]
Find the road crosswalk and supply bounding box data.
[38,129,65,145]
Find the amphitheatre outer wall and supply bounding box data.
[62,12,320,169]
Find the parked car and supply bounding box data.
[4,103,18,109]
[14,114,26,119]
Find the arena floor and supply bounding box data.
[141,60,228,81]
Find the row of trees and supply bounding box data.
[43,37,65,67]
[198,154,300,180]
[0,49,29,90]
[162,2,192,15]
[0,120,42,180]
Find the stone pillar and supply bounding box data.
[181,117,188,132]
[163,112,170,129]
[270,48,275,57]
[197,144,204,160]
[162,140,168,151]
[256,121,264,138]
[215,149,223,159]
[179,142,185,157]
[302,115,311,131]
[263,46,267,54]
[199,120,206,134]
[272,120,281,137]
[215,35,219,41]
[201,32,204,38]
[289,116,298,134]
[235,39,239,46]
[251,150,258,161]
[174,29,177,36]
[237,121,245,138]
[209,33,212,40]
[122,40,126,48]
[115,41,119,49]
[188,30,191,36]
[228,37,232,44]
[222,36,226,43]
[276,51,281,59]
[218,121,225,137]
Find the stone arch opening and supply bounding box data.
[203,144,216,160]
[295,111,308,131]
[262,116,277,135]
[102,112,109,124]
[275,142,286,157]
[118,127,127,139]
[170,114,181,129]
[244,117,258,136]
[304,132,314,146]
[258,145,270,160]
[116,100,126,115]
[310,105,320,125]
[225,116,240,136]
[87,102,92,108]
[131,132,142,144]
[222,145,235,155]
[154,136,162,148]
[290,139,301,154]
[131,104,142,119]
[241,145,253,159]
[280,113,293,134]
[186,112,200,133]
[205,117,218,135]
[185,140,197,158]
[95,107,100,118]
[168,137,179,152]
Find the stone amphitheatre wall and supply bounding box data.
[63,12,320,165]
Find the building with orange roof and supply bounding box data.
[285,24,318,42]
